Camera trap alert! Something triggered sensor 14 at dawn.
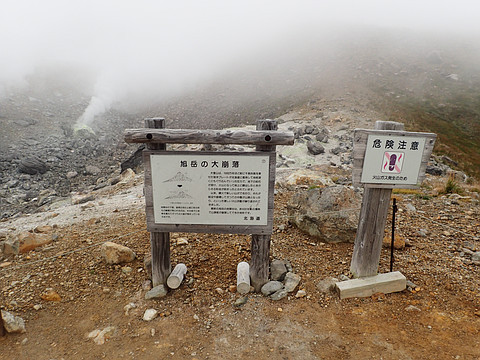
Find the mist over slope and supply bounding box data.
[1,25,480,206]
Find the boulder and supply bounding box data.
[3,231,53,255]
[382,234,406,250]
[85,165,101,176]
[101,242,136,264]
[287,185,361,243]
[1,310,26,333]
[18,156,49,175]
[270,259,287,281]
[306,141,325,155]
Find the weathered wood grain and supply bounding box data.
[350,121,404,278]
[124,128,294,145]
[145,118,171,287]
[250,119,276,292]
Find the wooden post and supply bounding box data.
[145,118,171,286]
[250,119,277,291]
[350,121,404,278]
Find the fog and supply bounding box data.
[1,0,480,126]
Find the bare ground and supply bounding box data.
[1,173,479,360]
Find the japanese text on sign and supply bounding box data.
[150,153,271,225]
[361,135,427,185]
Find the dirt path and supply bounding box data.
[1,181,479,359]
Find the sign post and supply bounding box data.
[336,121,436,299]
[125,119,293,291]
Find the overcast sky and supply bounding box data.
[1,0,479,123]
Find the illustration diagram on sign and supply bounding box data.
[163,171,193,183]
[165,191,193,199]
[382,152,404,173]
[163,171,193,199]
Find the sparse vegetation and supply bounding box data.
[442,174,464,195]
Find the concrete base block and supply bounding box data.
[335,271,406,299]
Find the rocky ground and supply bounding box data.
[1,53,480,358]
[0,168,479,359]
[1,90,480,358]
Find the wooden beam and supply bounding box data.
[335,271,406,299]
[145,118,171,286]
[124,128,294,146]
[350,121,404,278]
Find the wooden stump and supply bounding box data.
[145,118,171,286]
[350,121,404,278]
[236,262,251,294]
[167,263,187,289]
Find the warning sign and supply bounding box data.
[382,152,404,174]
[360,134,430,186]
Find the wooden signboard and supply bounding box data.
[124,118,294,290]
[353,129,436,189]
[144,151,275,234]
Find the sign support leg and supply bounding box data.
[350,121,404,278]
[145,118,171,286]
[250,119,277,291]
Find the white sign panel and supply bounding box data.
[150,153,270,225]
[361,135,426,185]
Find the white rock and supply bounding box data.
[124,302,136,316]
[143,309,158,321]
[295,289,306,298]
[101,241,136,265]
[1,310,26,333]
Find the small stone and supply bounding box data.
[142,280,152,291]
[270,288,288,301]
[417,229,428,237]
[339,274,350,281]
[234,296,248,307]
[145,285,168,300]
[316,277,339,293]
[124,303,136,316]
[71,194,95,205]
[270,259,287,281]
[405,203,416,212]
[33,304,43,311]
[40,290,61,302]
[307,141,325,155]
[284,272,301,293]
[85,165,101,176]
[472,252,480,262]
[261,281,284,296]
[121,266,132,274]
[383,234,406,250]
[176,238,189,245]
[89,326,116,345]
[215,288,224,295]
[101,241,136,265]
[143,309,158,321]
[228,285,237,293]
[1,310,26,333]
[34,225,53,234]
[295,289,306,298]
[405,305,421,312]
[66,171,78,179]
[406,280,418,290]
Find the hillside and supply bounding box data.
[1,28,480,359]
